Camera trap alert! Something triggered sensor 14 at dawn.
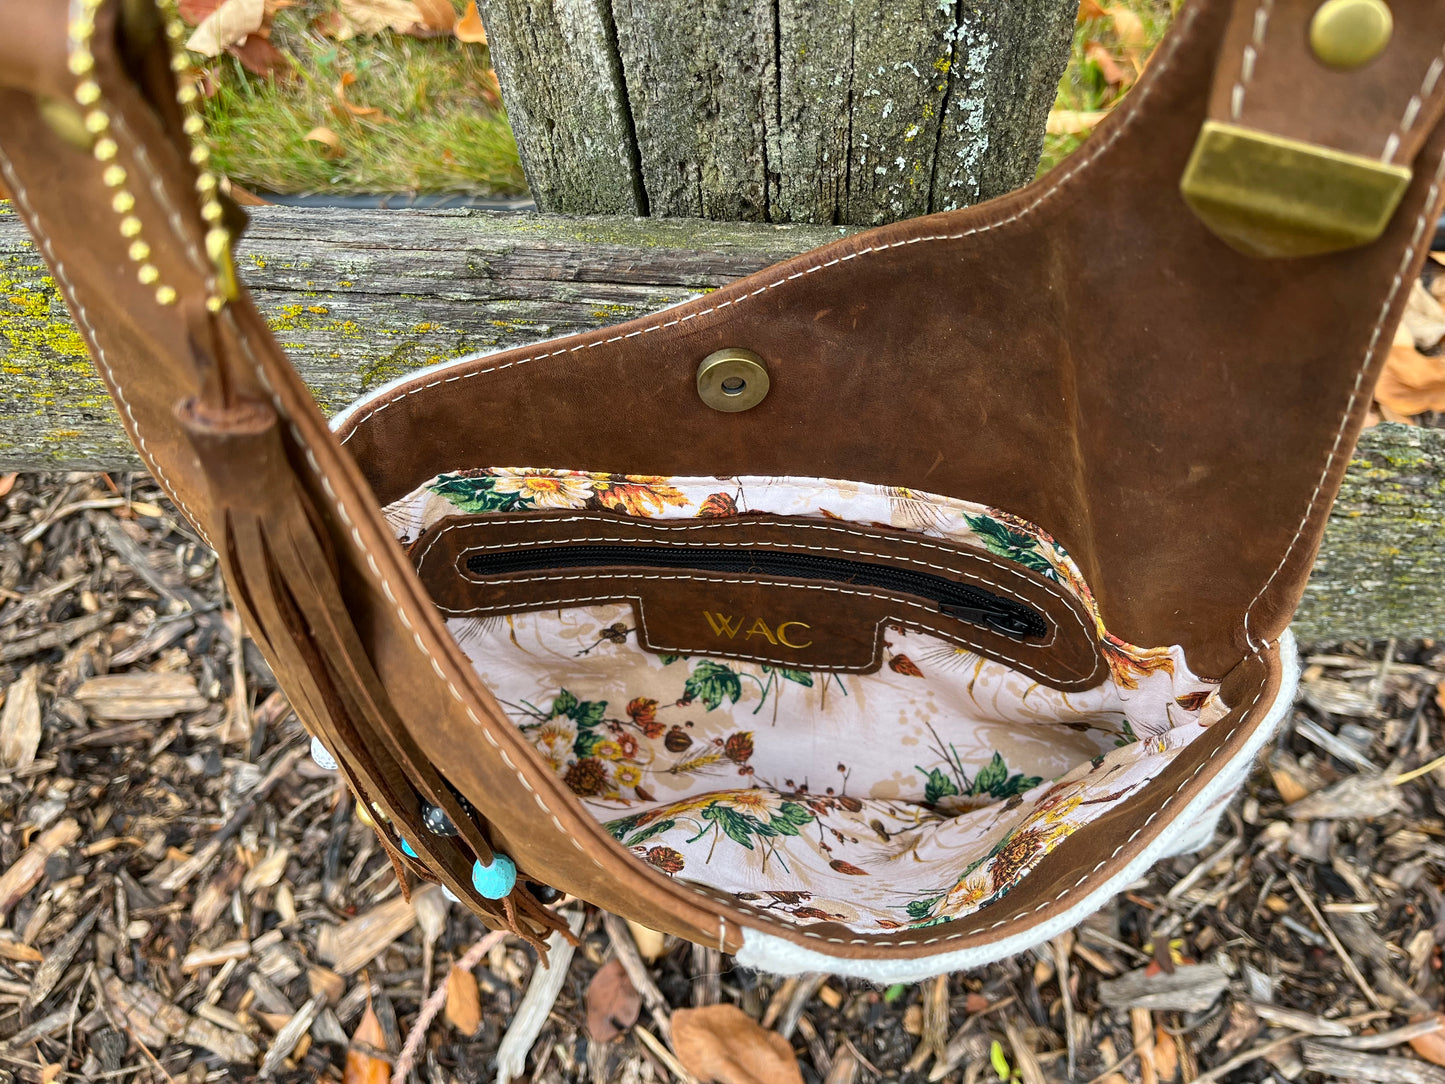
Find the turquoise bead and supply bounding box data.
[400,838,417,858]
[471,853,517,899]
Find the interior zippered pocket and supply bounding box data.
[466,544,1047,639]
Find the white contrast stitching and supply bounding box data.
[0,149,212,549]
[418,511,1099,655]
[1384,50,1445,163]
[1242,148,1445,648]
[335,5,1204,445]
[71,0,1281,949]
[1230,0,1273,122]
[217,308,602,865]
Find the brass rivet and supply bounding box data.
[1310,0,1392,70]
[696,348,770,413]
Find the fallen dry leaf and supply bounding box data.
[304,126,345,159]
[186,0,265,56]
[230,33,290,78]
[454,0,487,44]
[343,1002,389,1084]
[1085,40,1132,88]
[413,0,456,32]
[673,1005,805,1084]
[1077,0,1108,20]
[585,958,641,1043]
[1404,279,1445,349]
[0,665,42,771]
[1107,4,1148,46]
[1410,1015,1445,1068]
[334,72,384,118]
[179,0,223,24]
[338,0,426,35]
[444,964,481,1035]
[1376,322,1445,417]
[1047,109,1109,136]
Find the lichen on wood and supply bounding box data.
[479,0,1078,224]
[0,205,1439,640]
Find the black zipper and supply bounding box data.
[465,544,1046,640]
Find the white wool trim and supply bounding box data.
[733,631,1299,982]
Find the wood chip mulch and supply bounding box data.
[0,470,1441,1084]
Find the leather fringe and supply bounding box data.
[175,395,570,952]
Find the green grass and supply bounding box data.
[1038,0,1180,175]
[200,4,525,196]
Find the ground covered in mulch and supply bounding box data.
[0,471,1441,1084]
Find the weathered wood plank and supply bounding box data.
[480,0,1076,224]
[474,0,645,215]
[0,204,1440,641]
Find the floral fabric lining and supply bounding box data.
[387,469,1221,933]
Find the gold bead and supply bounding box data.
[120,216,142,238]
[201,201,223,223]
[93,137,118,161]
[111,191,135,213]
[155,285,177,306]
[67,51,94,76]
[189,145,210,166]
[195,173,218,194]
[74,81,101,106]
[128,240,150,262]
[171,54,190,73]
[84,111,109,134]
[183,115,205,136]
[206,295,225,313]
[1310,0,1393,70]
[68,20,95,43]
[354,802,375,828]
[177,85,197,105]
[102,164,127,187]
[137,264,159,285]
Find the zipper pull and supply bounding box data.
[938,602,1039,640]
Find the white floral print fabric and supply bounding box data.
[386,468,1222,934]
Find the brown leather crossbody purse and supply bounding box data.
[0,0,1439,981]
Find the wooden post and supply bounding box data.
[477,0,1078,223]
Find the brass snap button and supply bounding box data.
[696,348,770,412]
[1310,0,1392,70]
